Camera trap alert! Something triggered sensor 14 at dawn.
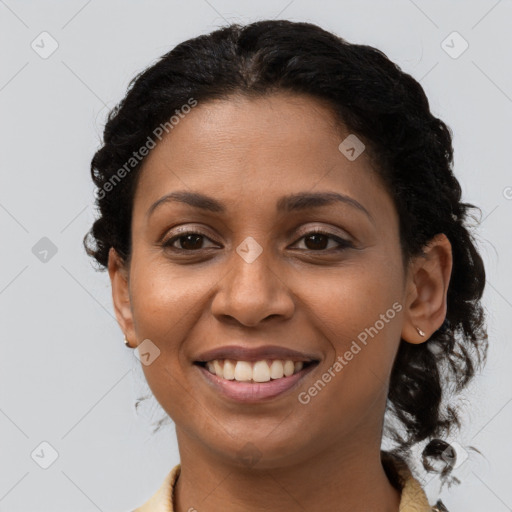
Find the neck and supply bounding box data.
[173,435,402,512]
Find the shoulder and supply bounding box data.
[381,451,450,512]
[131,464,181,512]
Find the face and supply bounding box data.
[111,92,413,468]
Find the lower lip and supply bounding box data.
[196,363,317,403]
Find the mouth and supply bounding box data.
[193,346,321,402]
[194,358,318,382]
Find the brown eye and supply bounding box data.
[303,233,329,250]
[175,233,203,250]
[161,228,352,254]
[294,230,353,252]
[162,231,217,251]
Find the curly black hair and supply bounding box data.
[83,19,488,494]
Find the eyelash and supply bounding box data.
[161,228,353,253]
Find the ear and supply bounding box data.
[401,233,453,344]
[107,247,136,347]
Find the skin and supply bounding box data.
[108,92,452,512]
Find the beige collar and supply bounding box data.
[134,457,436,512]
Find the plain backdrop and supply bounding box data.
[1,1,511,510]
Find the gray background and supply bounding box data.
[1,0,511,510]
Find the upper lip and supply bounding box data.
[194,345,321,363]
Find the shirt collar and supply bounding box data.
[134,453,435,512]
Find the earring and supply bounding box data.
[124,336,132,348]
[416,327,426,337]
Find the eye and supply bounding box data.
[162,230,218,252]
[161,228,353,253]
[292,228,353,251]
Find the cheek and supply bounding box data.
[294,284,402,440]
[129,265,209,422]
[127,259,222,403]
[296,257,403,396]
[296,254,403,338]
[130,257,208,338]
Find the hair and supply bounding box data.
[84,19,488,495]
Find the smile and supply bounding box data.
[201,358,314,381]
[195,359,319,402]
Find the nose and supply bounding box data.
[210,243,295,327]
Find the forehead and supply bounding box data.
[132,92,393,223]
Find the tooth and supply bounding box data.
[223,359,236,380]
[269,360,284,379]
[283,360,295,377]
[206,358,305,381]
[253,361,271,382]
[234,361,253,381]
[213,360,223,378]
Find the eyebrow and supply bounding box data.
[146,190,374,224]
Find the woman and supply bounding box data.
[84,19,488,512]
